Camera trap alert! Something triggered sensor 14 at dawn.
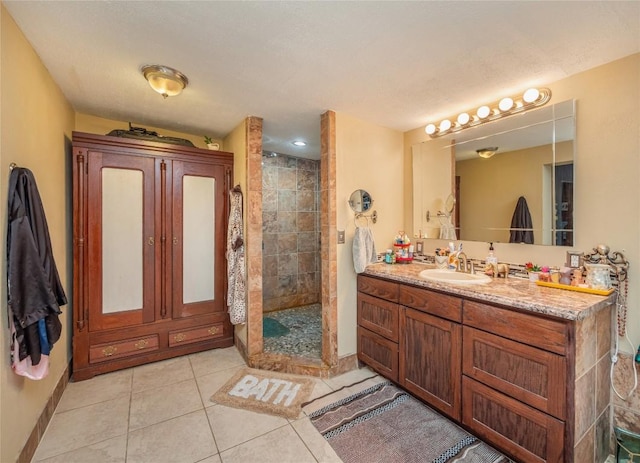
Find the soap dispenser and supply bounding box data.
[486,242,498,266]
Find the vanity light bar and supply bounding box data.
[425,87,552,138]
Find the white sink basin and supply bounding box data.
[419,268,491,285]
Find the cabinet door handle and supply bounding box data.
[148,237,155,246]
[173,237,178,245]
[173,333,187,343]
[208,326,219,335]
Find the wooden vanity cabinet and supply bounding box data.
[357,276,399,381]
[462,301,570,462]
[72,132,235,380]
[399,286,462,421]
[355,273,606,463]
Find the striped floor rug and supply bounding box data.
[303,377,508,463]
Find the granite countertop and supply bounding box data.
[362,262,616,321]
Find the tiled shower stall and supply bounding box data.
[261,153,320,312]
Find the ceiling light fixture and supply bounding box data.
[292,141,307,147]
[476,147,499,159]
[141,64,189,99]
[425,87,551,138]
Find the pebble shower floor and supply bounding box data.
[263,303,321,359]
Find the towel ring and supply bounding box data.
[354,210,377,227]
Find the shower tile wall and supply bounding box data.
[262,154,320,312]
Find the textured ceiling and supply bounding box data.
[5,1,640,159]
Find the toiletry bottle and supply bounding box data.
[486,242,498,266]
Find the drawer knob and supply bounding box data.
[208,326,219,335]
[102,346,117,357]
[134,339,149,349]
[173,333,187,343]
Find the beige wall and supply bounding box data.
[223,119,249,347]
[335,112,404,356]
[75,113,223,150]
[1,7,75,462]
[404,53,640,351]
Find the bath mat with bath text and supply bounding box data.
[211,367,315,419]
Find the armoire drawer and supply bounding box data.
[462,376,565,463]
[168,323,225,347]
[89,335,159,363]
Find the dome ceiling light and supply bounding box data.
[141,64,189,99]
[476,147,499,159]
[425,87,551,138]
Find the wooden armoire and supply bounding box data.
[72,132,234,380]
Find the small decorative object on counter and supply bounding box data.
[434,247,449,269]
[571,268,585,286]
[559,267,573,285]
[385,249,393,264]
[525,262,542,281]
[550,267,561,284]
[539,266,551,282]
[484,262,510,279]
[585,263,612,290]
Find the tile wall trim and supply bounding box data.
[17,362,71,463]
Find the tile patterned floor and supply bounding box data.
[31,346,377,463]
[263,304,322,359]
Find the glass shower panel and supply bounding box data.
[102,168,143,313]
[183,175,215,304]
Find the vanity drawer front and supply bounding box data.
[399,285,462,322]
[358,292,399,342]
[358,275,399,302]
[168,323,225,347]
[358,327,398,382]
[89,335,159,363]
[463,326,566,420]
[462,376,565,463]
[463,300,568,355]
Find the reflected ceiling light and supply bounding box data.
[476,147,499,159]
[292,140,307,146]
[141,64,188,99]
[425,87,551,138]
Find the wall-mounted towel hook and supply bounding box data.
[9,163,17,171]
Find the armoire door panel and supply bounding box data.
[87,151,156,331]
[171,160,227,318]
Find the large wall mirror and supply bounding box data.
[413,99,575,246]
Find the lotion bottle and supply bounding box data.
[486,242,498,266]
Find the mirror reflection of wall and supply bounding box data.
[413,99,575,246]
[349,189,373,213]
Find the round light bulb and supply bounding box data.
[457,113,470,125]
[498,97,514,112]
[425,124,437,135]
[523,88,540,103]
[439,119,452,132]
[476,106,491,119]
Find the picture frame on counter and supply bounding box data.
[566,251,583,268]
